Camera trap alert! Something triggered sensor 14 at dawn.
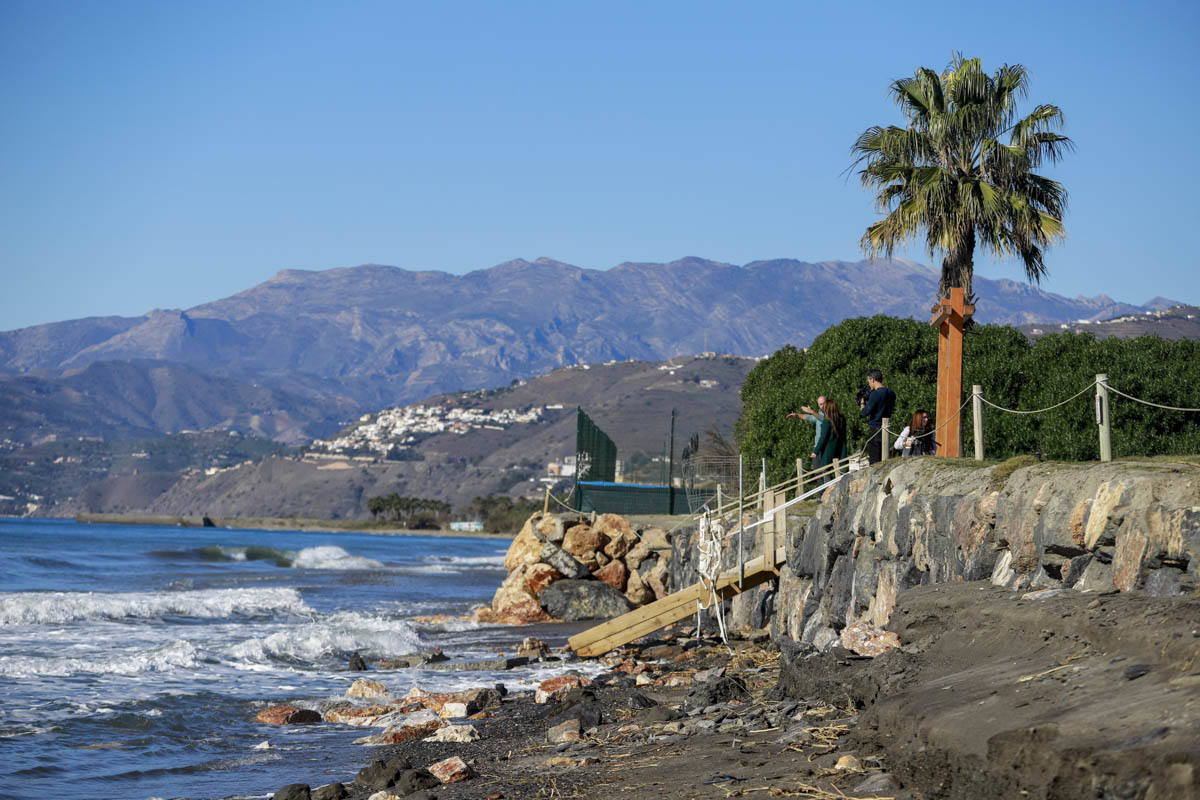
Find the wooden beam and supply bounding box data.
[568,546,787,657]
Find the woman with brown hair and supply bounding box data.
[812,399,848,477]
[895,409,936,456]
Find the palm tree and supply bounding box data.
[852,55,1071,301]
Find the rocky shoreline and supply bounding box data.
[256,578,1199,800]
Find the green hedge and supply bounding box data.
[737,316,1200,483]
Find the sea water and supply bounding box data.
[0,518,576,800]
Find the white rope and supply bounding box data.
[1106,385,1200,413]
[979,379,1098,415]
[696,511,729,645]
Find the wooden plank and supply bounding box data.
[569,547,787,657]
[575,566,780,657]
[568,554,772,651]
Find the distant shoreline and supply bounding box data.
[72,512,514,539]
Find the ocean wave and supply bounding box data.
[291,545,385,570]
[0,640,201,677]
[154,544,384,570]
[225,611,421,666]
[0,588,313,626]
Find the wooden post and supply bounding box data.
[832,456,841,477]
[543,486,551,515]
[880,417,890,461]
[1096,373,1112,462]
[930,287,974,458]
[796,457,805,495]
[972,385,984,461]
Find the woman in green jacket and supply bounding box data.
[811,399,848,478]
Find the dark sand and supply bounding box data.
[274,581,1200,800]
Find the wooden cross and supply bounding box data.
[930,287,974,458]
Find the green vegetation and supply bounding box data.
[737,316,1200,483]
[366,494,451,528]
[468,495,543,533]
[853,55,1070,300]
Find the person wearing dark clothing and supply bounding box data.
[812,399,848,482]
[859,369,896,464]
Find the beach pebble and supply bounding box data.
[424,724,479,743]
[535,674,592,703]
[835,754,862,771]
[428,755,475,784]
[256,705,321,725]
[547,718,582,743]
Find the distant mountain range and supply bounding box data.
[0,257,1185,448]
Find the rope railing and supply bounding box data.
[1106,385,1200,413]
[979,379,1099,415]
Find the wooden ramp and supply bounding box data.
[568,545,786,658]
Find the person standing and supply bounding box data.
[812,399,848,481]
[859,369,896,464]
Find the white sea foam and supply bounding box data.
[0,588,313,626]
[291,545,385,570]
[225,611,421,665]
[0,639,201,677]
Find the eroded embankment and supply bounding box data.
[668,458,1200,798]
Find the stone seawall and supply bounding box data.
[668,458,1199,645]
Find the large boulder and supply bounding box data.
[562,524,601,559]
[592,559,628,591]
[538,579,636,621]
[504,518,544,570]
[479,564,554,624]
[540,542,591,579]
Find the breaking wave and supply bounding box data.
[0,588,312,626]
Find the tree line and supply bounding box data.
[366,494,451,528]
[737,316,1200,484]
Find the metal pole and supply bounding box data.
[737,453,744,589]
[972,385,984,461]
[1096,373,1112,462]
[881,417,890,461]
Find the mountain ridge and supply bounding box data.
[0,257,1184,448]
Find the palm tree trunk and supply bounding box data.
[938,228,976,303]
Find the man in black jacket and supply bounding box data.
[859,369,896,464]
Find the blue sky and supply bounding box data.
[2,0,1198,331]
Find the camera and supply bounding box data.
[856,385,871,406]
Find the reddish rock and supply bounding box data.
[429,755,475,784]
[323,703,391,726]
[255,704,321,725]
[486,565,554,624]
[535,674,593,704]
[547,718,582,743]
[562,524,601,559]
[602,531,631,560]
[369,709,444,744]
[523,563,563,595]
[840,619,901,657]
[593,513,635,541]
[592,559,627,592]
[516,636,551,659]
[504,519,544,571]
